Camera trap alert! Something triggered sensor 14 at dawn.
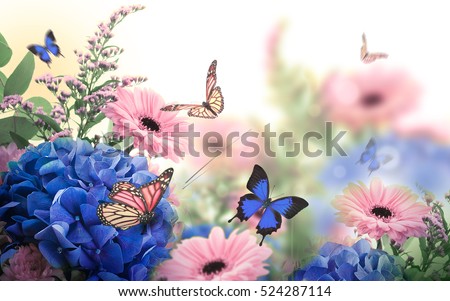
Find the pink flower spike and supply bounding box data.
[156,227,272,280]
[332,178,431,244]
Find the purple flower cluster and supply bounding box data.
[35,74,62,93]
[0,95,23,112]
[0,139,177,280]
[50,105,67,124]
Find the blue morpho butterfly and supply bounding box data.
[27,30,64,67]
[357,138,392,175]
[228,164,309,246]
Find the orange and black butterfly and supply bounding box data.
[97,168,174,230]
[160,60,224,119]
[361,33,388,64]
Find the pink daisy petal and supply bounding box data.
[156,227,272,280]
[333,178,431,244]
[103,87,188,162]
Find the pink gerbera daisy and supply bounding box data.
[103,87,189,162]
[332,178,430,244]
[321,66,420,131]
[156,227,272,280]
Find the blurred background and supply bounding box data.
[2,0,450,279]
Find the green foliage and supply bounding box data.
[3,52,35,96]
[0,33,12,67]
[0,116,37,145]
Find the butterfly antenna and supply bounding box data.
[269,184,276,197]
[183,128,253,187]
[182,169,209,190]
[184,156,217,184]
[271,193,284,199]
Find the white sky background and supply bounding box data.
[2,0,449,121]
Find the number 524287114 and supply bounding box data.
[260,285,331,297]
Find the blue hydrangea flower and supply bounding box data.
[0,138,148,241]
[291,240,405,281]
[0,138,178,280]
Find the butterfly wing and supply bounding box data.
[361,33,368,60]
[187,102,220,118]
[108,181,147,213]
[27,45,51,65]
[96,203,142,230]
[256,196,309,246]
[361,33,388,63]
[247,164,270,201]
[160,104,203,112]
[206,60,217,100]
[228,164,268,223]
[362,52,388,64]
[204,87,224,115]
[368,154,393,175]
[45,30,63,57]
[228,193,265,223]
[269,196,309,219]
[139,167,174,213]
[357,138,377,165]
[256,208,282,246]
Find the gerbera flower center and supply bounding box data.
[371,206,393,219]
[140,116,161,132]
[202,260,226,275]
[361,93,383,108]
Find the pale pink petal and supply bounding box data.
[333,178,430,244]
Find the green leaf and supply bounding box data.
[419,237,429,266]
[9,131,29,149]
[83,112,106,133]
[0,41,12,68]
[435,205,448,232]
[404,267,428,281]
[3,52,35,96]
[0,70,6,99]
[15,97,53,117]
[35,113,62,133]
[0,116,38,145]
[0,33,12,68]
[91,80,118,93]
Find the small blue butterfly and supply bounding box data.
[27,30,64,67]
[228,164,309,246]
[357,138,392,175]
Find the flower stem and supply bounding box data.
[377,239,383,250]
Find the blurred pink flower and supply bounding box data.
[333,178,430,244]
[186,117,256,173]
[265,21,285,72]
[321,66,420,130]
[394,113,450,143]
[103,87,189,162]
[156,227,272,280]
[0,244,65,281]
[0,143,25,172]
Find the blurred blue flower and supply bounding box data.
[291,240,404,281]
[320,134,450,196]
